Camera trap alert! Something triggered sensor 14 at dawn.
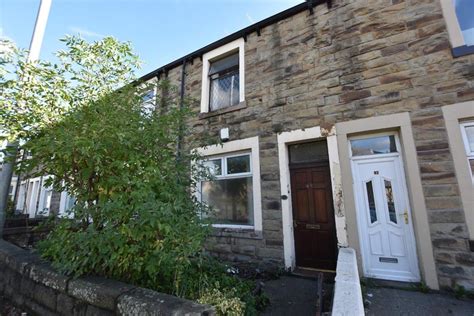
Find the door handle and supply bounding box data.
[401,210,409,224]
[404,210,409,224]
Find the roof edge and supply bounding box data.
[138,0,329,83]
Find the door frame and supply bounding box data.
[277,126,346,270]
[349,132,421,282]
[335,112,439,289]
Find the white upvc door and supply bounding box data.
[350,134,420,282]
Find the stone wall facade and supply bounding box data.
[0,240,215,315]
[149,0,474,290]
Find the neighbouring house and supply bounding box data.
[136,0,474,291]
[14,176,73,218]
[1,151,72,219]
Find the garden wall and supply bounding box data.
[0,240,215,315]
[331,247,364,316]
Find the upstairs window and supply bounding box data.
[460,121,474,179]
[201,38,245,113]
[454,0,474,46]
[209,52,240,111]
[440,0,474,56]
[141,88,156,115]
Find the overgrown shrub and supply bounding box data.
[2,33,264,313]
[22,84,263,314]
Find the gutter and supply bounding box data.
[138,0,330,83]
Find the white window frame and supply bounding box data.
[16,181,27,211]
[442,101,474,241]
[9,177,17,201]
[460,121,474,182]
[200,152,254,227]
[59,191,76,215]
[440,0,471,48]
[37,179,53,216]
[200,38,245,113]
[196,136,262,231]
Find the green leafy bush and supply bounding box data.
[25,84,203,289]
[23,83,262,314]
[3,34,264,314]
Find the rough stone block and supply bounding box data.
[28,262,70,292]
[455,253,474,267]
[265,239,284,247]
[432,238,468,251]
[434,252,455,265]
[210,243,232,254]
[57,293,75,315]
[438,265,466,278]
[425,197,462,210]
[257,247,283,259]
[24,298,58,316]
[5,269,21,291]
[33,283,58,311]
[430,223,468,239]
[231,244,256,256]
[429,210,466,224]
[72,302,88,316]
[86,305,114,316]
[20,275,37,298]
[117,287,215,316]
[67,276,135,311]
[0,240,43,274]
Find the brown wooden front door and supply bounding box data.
[290,163,337,270]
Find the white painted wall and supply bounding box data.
[332,247,364,316]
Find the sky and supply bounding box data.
[1,0,303,77]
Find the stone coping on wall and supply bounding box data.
[0,239,215,315]
[331,247,364,316]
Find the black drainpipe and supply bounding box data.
[176,58,187,162]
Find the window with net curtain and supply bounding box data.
[200,153,254,226]
[208,51,240,111]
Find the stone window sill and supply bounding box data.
[210,226,263,240]
[199,101,246,119]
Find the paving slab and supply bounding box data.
[365,287,474,316]
[261,275,329,316]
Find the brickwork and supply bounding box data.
[153,0,474,289]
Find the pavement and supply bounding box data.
[365,287,474,316]
[261,275,332,316]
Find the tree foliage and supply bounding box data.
[27,85,210,294]
[2,35,263,314]
[0,35,140,142]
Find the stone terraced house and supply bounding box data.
[136,0,474,291]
